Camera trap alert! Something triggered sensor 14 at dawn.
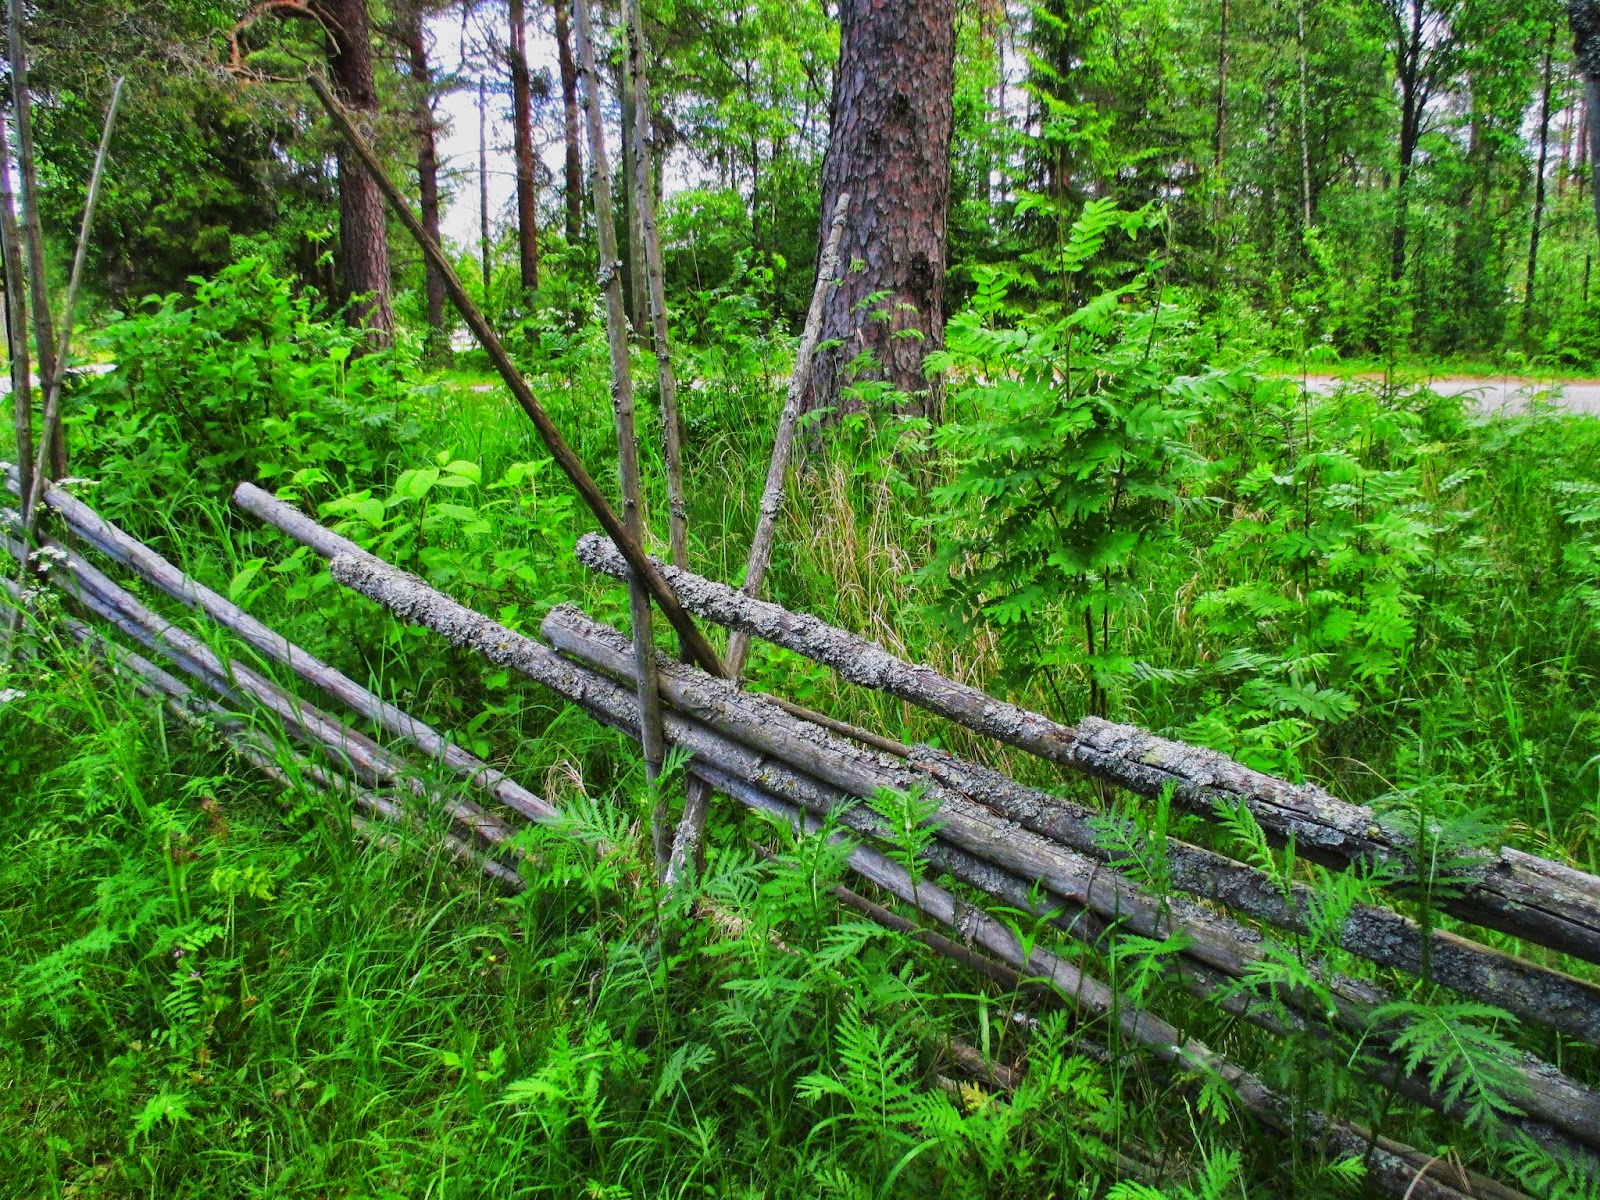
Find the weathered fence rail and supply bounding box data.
[10,476,1600,1198]
[574,532,1600,968]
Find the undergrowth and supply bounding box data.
[8,235,1600,1195]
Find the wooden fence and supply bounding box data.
[5,467,1600,1200]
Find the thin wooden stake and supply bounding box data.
[6,0,56,474]
[0,107,30,515]
[22,77,124,534]
[622,0,706,880]
[569,0,671,861]
[623,0,688,582]
[725,193,850,678]
[303,73,726,678]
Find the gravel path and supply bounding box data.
[1300,373,1600,414]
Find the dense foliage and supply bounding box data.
[10,0,1600,1196]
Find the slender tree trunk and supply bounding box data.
[619,42,648,338]
[509,0,540,294]
[7,1,56,474]
[800,0,957,420]
[402,11,449,360]
[1527,29,1556,321]
[571,0,671,861]
[624,0,687,578]
[554,0,584,246]
[478,78,493,301]
[1298,0,1313,230]
[0,110,30,514]
[1561,85,1575,198]
[321,0,394,346]
[1212,0,1229,239]
[1589,79,1600,244]
[1571,3,1600,241]
[1388,3,1423,289]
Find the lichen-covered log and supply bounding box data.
[539,603,1600,1157]
[12,471,556,826]
[730,777,1518,1200]
[0,516,521,853]
[2,572,525,892]
[914,746,1600,1043]
[573,533,1600,965]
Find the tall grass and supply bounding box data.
[8,262,1600,1195]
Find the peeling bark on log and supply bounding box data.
[914,746,1600,1044]
[12,471,556,826]
[573,534,1600,966]
[537,604,1600,1157]
[0,514,520,854]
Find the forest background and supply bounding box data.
[12,2,1600,1199]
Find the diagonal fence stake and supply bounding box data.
[303,72,726,682]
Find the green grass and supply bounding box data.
[9,271,1600,1197]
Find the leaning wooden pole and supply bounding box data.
[725,191,850,678]
[302,73,725,679]
[569,0,670,861]
[0,107,30,514]
[6,0,54,458]
[22,76,124,532]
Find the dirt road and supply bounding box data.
[1300,373,1600,414]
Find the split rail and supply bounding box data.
[7,469,1600,1200]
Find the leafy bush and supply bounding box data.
[924,201,1207,717]
[66,257,415,514]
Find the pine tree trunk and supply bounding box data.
[322,0,394,346]
[509,0,540,294]
[402,11,449,360]
[1572,1,1600,245]
[1388,2,1423,289]
[1527,29,1556,322]
[800,0,956,421]
[1212,0,1229,241]
[554,0,584,245]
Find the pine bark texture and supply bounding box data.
[801,0,956,419]
[509,0,540,293]
[321,0,395,344]
[402,12,449,357]
[1570,1,1600,242]
[554,0,584,245]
